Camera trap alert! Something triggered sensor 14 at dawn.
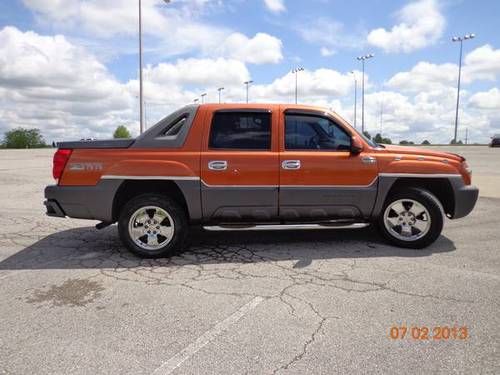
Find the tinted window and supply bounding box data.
[209,112,271,150]
[158,116,187,137]
[285,114,351,151]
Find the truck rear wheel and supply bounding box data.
[118,194,188,258]
[378,187,443,249]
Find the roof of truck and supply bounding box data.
[197,103,348,125]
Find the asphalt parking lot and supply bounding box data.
[0,146,499,374]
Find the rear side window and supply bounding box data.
[209,112,271,150]
[285,114,351,151]
[158,116,187,137]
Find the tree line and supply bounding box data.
[0,126,132,148]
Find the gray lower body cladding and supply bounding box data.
[371,175,479,219]
[278,185,377,221]
[44,180,122,221]
[45,179,202,223]
[44,175,479,224]
[198,180,377,223]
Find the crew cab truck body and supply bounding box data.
[45,104,479,257]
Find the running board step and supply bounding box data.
[203,223,370,231]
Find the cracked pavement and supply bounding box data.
[0,147,499,374]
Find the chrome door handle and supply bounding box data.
[282,160,301,170]
[208,160,228,171]
[361,156,377,164]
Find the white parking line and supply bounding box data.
[152,296,264,375]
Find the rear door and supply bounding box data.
[279,109,379,221]
[201,108,279,222]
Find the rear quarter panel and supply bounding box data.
[59,108,207,186]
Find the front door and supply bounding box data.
[201,109,279,222]
[279,110,378,221]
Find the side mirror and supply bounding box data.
[351,136,364,154]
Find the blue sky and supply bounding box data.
[1,0,499,143]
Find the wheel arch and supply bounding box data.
[112,179,201,223]
[372,176,455,219]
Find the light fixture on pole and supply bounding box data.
[217,87,224,103]
[193,98,199,104]
[139,0,171,134]
[356,53,374,134]
[244,80,253,103]
[350,71,357,128]
[201,93,207,104]
[292,67,304,104]
[452,33,475,144]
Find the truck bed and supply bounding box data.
[57,139,135,149]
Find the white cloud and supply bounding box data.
[464,44,500,81]
[367,0,445,53]
[2,21,499,145]
[258,69,354,99]
[0,26,251,141]
[359,87,491,144]
[387,45,500,94]
[143,58,250,89]
[218,33,283,64]
[22,0,284,64]
[320,47,335,57]
[387,62,457,93]
[263,0,286,13]
[0,26,133,141]
[469,88,500,110]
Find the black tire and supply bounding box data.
[378,187,444,249]
[118,193,188,258]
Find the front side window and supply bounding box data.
[209,112,271,150]
[285,114,351,151]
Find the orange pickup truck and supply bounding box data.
[45,104,478,257]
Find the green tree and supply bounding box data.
[363,131,372,140]
[450,139,463,145]
[399,140,415,145]
[421,140,431,145]
[1,128,46,149]
[113,125,131,139]
[373,133,392,145]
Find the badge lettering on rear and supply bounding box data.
[68,162,103,171]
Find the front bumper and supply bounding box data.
[452,184,479,219]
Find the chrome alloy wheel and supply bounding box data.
[128,206,175,250]
[383,199,431,241]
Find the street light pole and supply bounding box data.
[356,54,374,134]
[292,67,304,104]
[217,87,224,103]
[138,0,170,134]
[139,0,144,134]
[201,93,207,104]
[244,80,253,103]
[452,33,475,144]
[350,71,357,128]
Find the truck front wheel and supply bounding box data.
[378,187,444,249]
[118,194,188,258]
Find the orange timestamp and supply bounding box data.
[389,325,469,340]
